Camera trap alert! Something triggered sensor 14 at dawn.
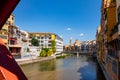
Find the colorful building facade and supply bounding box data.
[28,32,63,55]
[96,0,120,80]
[7,14,22,56]
[0,23,8,47]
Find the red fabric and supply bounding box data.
[0,0,20,29]
[0,38,27,80]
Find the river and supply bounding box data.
[20,55,106,80]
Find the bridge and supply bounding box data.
[63,51,96,57]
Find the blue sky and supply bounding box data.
[13,0,101,44]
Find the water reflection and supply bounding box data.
[20,55,105,80]
[78,57,97,80]
[39,59,55,71]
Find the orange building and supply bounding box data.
[7,15,22,57]
[97,0,120,80]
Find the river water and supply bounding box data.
[20,55,106,80]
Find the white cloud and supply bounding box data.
[79,33,84,37]
[60,35,63,38]
[66,27,71,31]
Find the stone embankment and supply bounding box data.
[16,56,56,65]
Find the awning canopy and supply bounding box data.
[0,0,20,30]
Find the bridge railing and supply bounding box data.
[63,51,94,54]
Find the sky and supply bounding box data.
[13,0,101,45]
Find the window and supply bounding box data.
[41,37,44,39]
[49,41,51,43]
[45,36,48,39]
[0,31,2,34]
[49,37,51,39]
[4,31,7,35]
[41,44,43,47]
[48,44,51,46]
[12,17,14,20]
[2,29,7,31]
[37,37,40,39]
[0,35,7,39]
[10,40,15,45]
[118,6,120,24]
[118,13,120,24]
[29,40,31,42]
[5,43,7,45]
[41,41,44,43]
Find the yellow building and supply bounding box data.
[0,24,8,47]
[28,32,54,47]
[0,14,14,47]
[28,32,63,55]
[107,0,117,42]
[98,0,120,80]
[96,26,103,60]
[51,34,55,41]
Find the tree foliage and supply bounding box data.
[40,48,53,57]
[40,49,47,57]
[51,40,56,53]
[31,37,39,46]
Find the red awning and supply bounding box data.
[0,0,20,30]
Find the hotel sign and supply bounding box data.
[0,0,20,30]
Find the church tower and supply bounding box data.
[70,37,72,45]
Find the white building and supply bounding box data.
[28,32,63,55]
[18,30,29,54]
[55,34,63,55]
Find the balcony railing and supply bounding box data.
[0,35,7,39]
[108,51,119,59]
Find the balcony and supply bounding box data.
[0,35,7,39]
[111,23,118,35]
[108,51,119,59]
[12,35,18,39]
[110,23,120,40]
[22,37,27,42]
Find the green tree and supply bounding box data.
[40,49,47,57]
[40,48,53,57]
[31,37,39,46]
[51,40,56,53]
[47,49,53,56]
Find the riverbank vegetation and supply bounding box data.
[39,48,53,57]
[56,55,66,59]
[39,40,56,57]
[56,53,70,59]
